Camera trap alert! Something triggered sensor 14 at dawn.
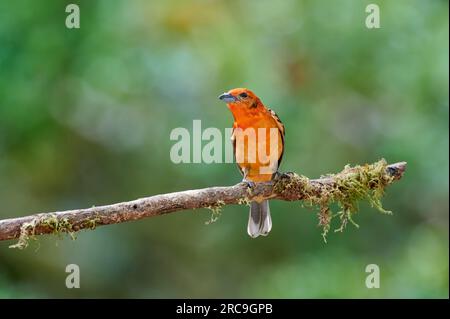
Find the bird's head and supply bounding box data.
[218,88,263,110]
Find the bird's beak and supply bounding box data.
[218,92,238,103]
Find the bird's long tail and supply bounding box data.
[247,200,272,238]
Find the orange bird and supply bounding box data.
[219,88,285,238]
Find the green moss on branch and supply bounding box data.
[275,159,397,241]
[9,214,100,249]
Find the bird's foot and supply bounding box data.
[241,179,256,189]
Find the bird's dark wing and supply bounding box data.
[267,107,285,169]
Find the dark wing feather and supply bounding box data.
[267,107,285,169]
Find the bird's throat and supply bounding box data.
[227,103,263,127]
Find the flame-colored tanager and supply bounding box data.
[219,88,285,238]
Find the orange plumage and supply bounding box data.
[219,88,285,237]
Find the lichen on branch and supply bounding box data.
[273,159,399,241]
[9,213,100,249]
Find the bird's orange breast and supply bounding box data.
[233,111,284,182]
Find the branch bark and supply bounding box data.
[0,160,406,247]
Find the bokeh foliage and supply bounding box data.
[0,0,448,298]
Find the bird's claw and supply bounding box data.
[242,179,256,189]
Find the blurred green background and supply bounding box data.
[0,0,448,298]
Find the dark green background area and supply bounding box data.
[0,0,448,298]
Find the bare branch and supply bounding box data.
[0,160,406,248]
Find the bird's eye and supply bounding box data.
[239,92,248,98]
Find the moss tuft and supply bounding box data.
[277,159,395,242]
[80,216,101,230]
[9,214,102,249]
[238,197,251,207]
[205,200,225,225]
[9,218,40,250]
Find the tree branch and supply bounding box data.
[0,159,406,248]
